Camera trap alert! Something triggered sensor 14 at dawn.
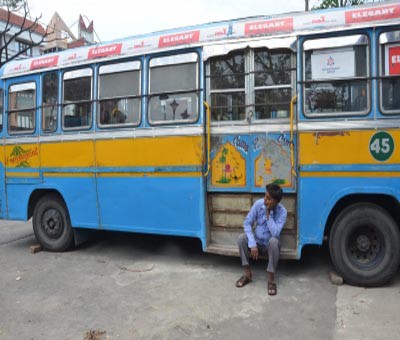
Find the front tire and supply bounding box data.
[33,194,74,251]
[329,203,400,287]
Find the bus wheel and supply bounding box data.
[33,194,74,252]
[329,203,400,287]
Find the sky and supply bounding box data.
[27,0,310,43]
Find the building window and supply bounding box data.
[62,68,92,130]
[17,40,32,57]
[148,53,199,125]
[8,82,36,134]
[303,34,369,116]
[98,61,141,127]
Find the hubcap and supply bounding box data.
[347,225,383,268]
[42,209,63,239]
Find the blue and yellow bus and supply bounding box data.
[1,1,400,286]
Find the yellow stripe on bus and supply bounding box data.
[299,130,400,165]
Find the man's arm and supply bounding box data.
[243,202,259,248]
[267,207,287,238]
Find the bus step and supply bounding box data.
[206,243,299,260]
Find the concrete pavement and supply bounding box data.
[0,220,399,340]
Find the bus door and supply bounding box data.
[4,76,40,219]
[0,81,5,218]
[204,38,298,258]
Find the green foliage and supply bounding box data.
[312,0,364,9]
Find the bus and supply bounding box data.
[1,1,400,287]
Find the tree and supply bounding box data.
[0,0,49,68]
[312,0,364,9]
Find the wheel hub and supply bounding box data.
[356,234,371,252]
[348,226,383,267]
[42,209,63,239]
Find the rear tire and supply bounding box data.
[329,203,400,287]
[33,194,74,251]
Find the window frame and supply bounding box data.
[0,88,3,132]
[7,81,36,135]
[302,33,371,118]
[378,29,400,115]
[41,72,59,134]
[97,60,142,129]
[253,48,295,121]
[207,50,246,123]
[206,48,295,124]
[62,67,93,131]
[148,52,200,126]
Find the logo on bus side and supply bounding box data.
[7,145,39,168]
[369,131,394,162]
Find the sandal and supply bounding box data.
[235,275,252,288]
[268,281,277,296]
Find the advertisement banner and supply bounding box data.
[311,50,355,80]
[386,44,400,76]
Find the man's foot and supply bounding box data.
[268,281,277,296]
[235,275,252,288]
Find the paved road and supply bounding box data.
[0,220,399,340]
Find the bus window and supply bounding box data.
[0,89,3,131]
[98,61,141,127]
[149,53,199,125]
[8,82,36,134]
[209,51,245,121]
[62,68,92,130]
[379,30,400,114]
[254,49,292,119]
[42,72,58,133]
[303,34,369,116]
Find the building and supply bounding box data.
[0,7,46,59]
[44,13,95,54]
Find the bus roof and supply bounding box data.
[1,0,399,79]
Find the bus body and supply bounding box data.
[1,1,400,286]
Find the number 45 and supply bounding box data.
[371,138,390,154]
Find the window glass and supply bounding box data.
[209,52,245,121]
[42,73,58,133]
[303,34,369,116]
[254,50,292,119]
[0,89,3,131]
[8,82,36,133]
[98,62,141,127]
[62,68,92,129]
[379,30,400,113]
[99,71,140,98]
[149,53,199,125]
[151,63,197,93]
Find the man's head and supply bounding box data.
[264,183,283,210]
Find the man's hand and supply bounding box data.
[250,246,258,260]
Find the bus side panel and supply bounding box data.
[40,139,99,228]
[96,176,205,238]
[298,129,400,249]
[298,176,400,247]
[95,134,206,245]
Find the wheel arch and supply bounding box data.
[324,191,400,240]
[28,188,68,221]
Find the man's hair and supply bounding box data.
[266,183,283,202]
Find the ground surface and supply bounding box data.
[0,220,399,340]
